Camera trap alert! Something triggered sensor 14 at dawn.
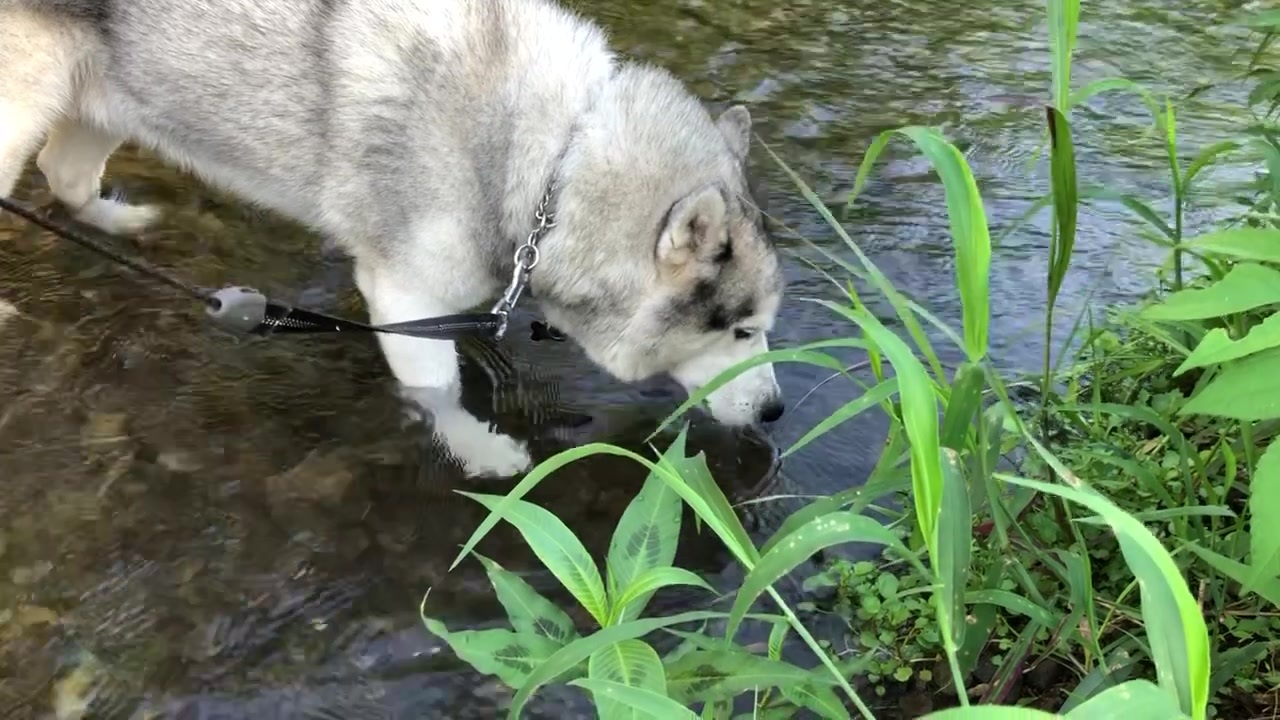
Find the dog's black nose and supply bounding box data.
[760,399,785,424]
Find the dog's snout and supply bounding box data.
[759,398,785,424]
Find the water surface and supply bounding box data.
[0,0,1260,717]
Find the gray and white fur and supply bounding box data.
[0,0,787,478]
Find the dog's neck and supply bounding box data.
[503,67,615,301]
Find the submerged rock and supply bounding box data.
[265,448,357,509]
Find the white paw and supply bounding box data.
[76,198,161,235]
[452,430,533,479]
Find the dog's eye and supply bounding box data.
[733,328,755,340]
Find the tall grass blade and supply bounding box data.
[816,300,944,557]
[646,340,866,439]
[1046,106,1080,308]
[784,376,899,457]
[1048,0,1081,111]
[937,448,973,652]
[894,126,993,361]
[939,362,984,451]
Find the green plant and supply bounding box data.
[410,5,1280,720]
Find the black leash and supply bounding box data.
[0,196,566,343]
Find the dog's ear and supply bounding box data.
[717,105,752,162]
[657,186,727,270]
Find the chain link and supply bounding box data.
[489,184,556,339]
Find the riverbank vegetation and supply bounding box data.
[421,3,1280,718]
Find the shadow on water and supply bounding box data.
[0,0,1259,717]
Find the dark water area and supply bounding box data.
[0,0,1264,717]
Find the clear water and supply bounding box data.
[0,0,1259,716]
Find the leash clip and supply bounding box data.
[206,286,270,334]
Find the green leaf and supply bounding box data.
[1180,346,1280,421]
[1208,644,1267,700]
[963,589,1056,628]
[475,554,579,645]
[997,469,1210,720]
[1232,9,1280,28]
[940,362,984,451]
[1182,141,1244,193]
[936,448,972,652]
[1175,312,1280,375]
[1046,105,1079,309]
[1073,185,1173,240]
[767,621,788,662]
[646,339,868,439]
[895,127,992,362]
[763,428,910,556]
[588,639,668,720]
[1182,227,1280,264]
[780,682,850,720]
[815,300,944,562]
[458,492,609,626]
[918,708,1060,720]
[611,567,717,625]
[1064,679,1192,719]
[568,678,697,720]
[1183,542,1280,607]
[1141,263,1280,321]
[420,610,566,689]
[1246,439,1280,594]
[505,610,731,719]
[607,447,685,624]
[665,646,834,705]
[726,510,922,641]
[784,377,899,457]
[452,428,759,599]
[1066,77,1162,128]
[1060,645,1141,713]
[1048,0,1080,111]
[667,443,761,566]
[1075,506,1236,525]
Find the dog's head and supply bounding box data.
[536,75,785,427]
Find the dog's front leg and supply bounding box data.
[356,261,532,479]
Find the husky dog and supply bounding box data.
[0,0,787,478]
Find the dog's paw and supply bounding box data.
[427,409,532,479]
[76,198,161,235]
[456,431,533,479]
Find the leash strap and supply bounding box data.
[0,196,566,343]
[205,286,504,340]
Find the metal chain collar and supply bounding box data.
[489,184,556,340]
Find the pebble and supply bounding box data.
[12,560,54,586]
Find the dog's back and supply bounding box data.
[1,0,789,479]
[1,0,614,242]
